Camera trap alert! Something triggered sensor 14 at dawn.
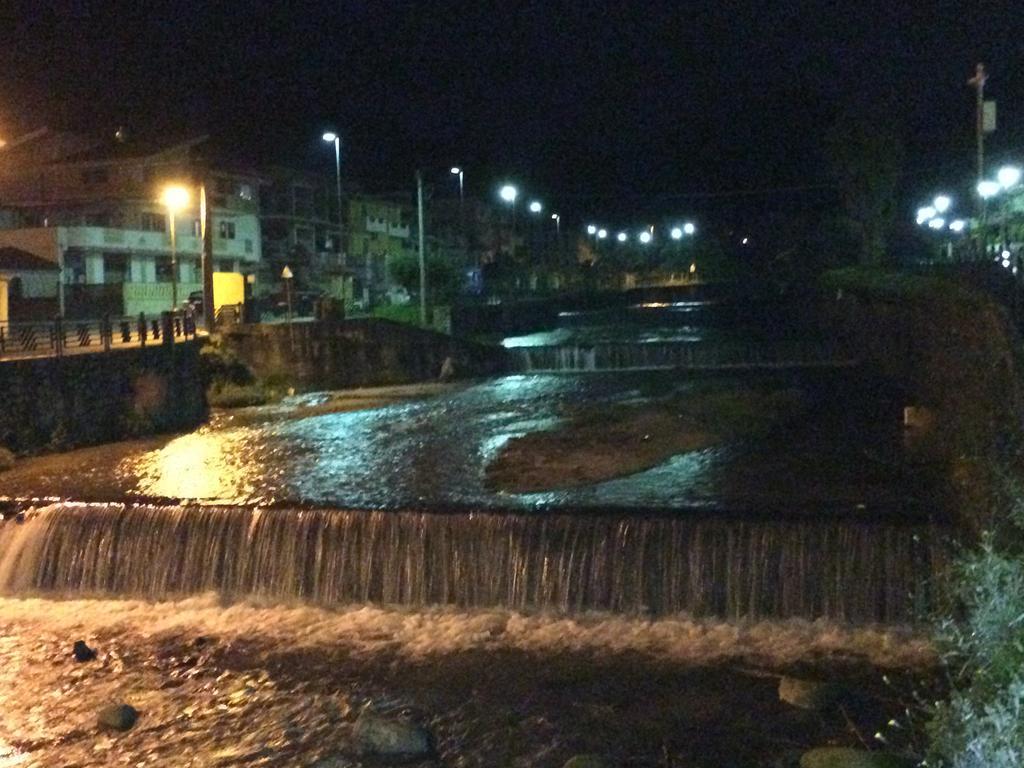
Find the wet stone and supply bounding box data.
[563,754,614,768]
[97,703,138,732]
[352,709,433,759]
[72,640,96,663]
[778,676,844,711]
[800,747,917,768]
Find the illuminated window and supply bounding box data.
[218,221,236,239]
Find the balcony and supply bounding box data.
[60,226,259,263]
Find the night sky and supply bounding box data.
[2,1,1023,230]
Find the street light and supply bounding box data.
[927,217,946,230]
[978,180,1001,199]
[586,224,597,235]
[684,222,696,235]
[322,131,344,266]
[597,228,607,239]
[499,184,518,203]
[949,219,967,233]
[639,231,652,244]
[617,232,628,242]
[933,195,952,214]
[670,227,683,240]
[550,212,560,234]
[528,200,543,214]
[998,165,1022,190]
[916,205,938,225]
[160,184,190,311]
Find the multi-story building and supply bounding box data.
[0,128,262,319]
[346,193,415,307]
[258,166,347,300]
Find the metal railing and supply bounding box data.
[0,312,199,360]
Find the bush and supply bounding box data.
[0,446,14,471]
[926,488,1024,767]
[206,382,272,408]
[199,342,254,388]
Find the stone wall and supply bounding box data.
[0,340,207,454]
[222,318,509,389]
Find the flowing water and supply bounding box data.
[0,503,943,622]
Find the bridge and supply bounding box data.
[0,313,203,361]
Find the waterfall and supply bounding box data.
[0,504,945,622]
[510,340,847,372]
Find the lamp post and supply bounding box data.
[322,132,344,267]
[499,184,518,259]
[160,185,190,311]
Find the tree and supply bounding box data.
[389,250,463,304]
[825,112,905,266]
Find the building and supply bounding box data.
[258,166,347,301]
[0,128,262,320]
[0,246,60,325]
[346,193,415,307]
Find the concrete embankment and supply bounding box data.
[221,317,508,389]
[0,340,207,455]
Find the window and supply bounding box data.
[239,183,254,201]
[140,212,165,232]
[218,221,236,239]
[244,238,253,254]
[81,168,109,185]
[85,212,111,227]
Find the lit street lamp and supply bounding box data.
[528,200,543,214]
[998,165,1021,190]
[586,224,597,236]
[933,195,952,214]
[550,212,560,235]
[670,227,683,240]
[160,184,190,311]
[499,184,519,258]
[597,228,607,240]
[978,180,1001,199]
[322,131,344,266]
[639,231,652,244]
[617,232,628,243]
[684,222,696,235]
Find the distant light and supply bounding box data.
[997,166,1022,189]
[528,200,542,213]
[689,263,697,273]
[927,217,945,230]
[741,237,749,245]
[499,184,518,203]
[550,213,559,220]
[322,132,338,143]
[587,224,597,235]
[978,180,1001,199]
[617,232,628,242]
[450,166,461,175]
[949,219,967,233]
[683,222,696,235]
[160,185,190,211]
[670,227,683,240]
[933,195,952,214]
[597,228,608,239]
[1002,250,1011,259]
[639,231,652,244]
[916,206,937,225]
[1002,258,1011,269]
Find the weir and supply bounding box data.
[509,340,855,373]
[0,504,945,622]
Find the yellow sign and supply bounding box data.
[212,272,245,311]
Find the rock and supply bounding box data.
[97,703,138,732]
[799,747,916,768]
[72,640,96,662]
[563,755,614,768]
[352,710,432,759]
[0,447,14,472]
[778,676,844,711]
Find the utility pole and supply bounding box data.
[969,63,987,187]
[200,183,215,331]
[417,170,427,326]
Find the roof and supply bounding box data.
[0,247,59,272]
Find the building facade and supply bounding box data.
[0,129,262,319]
